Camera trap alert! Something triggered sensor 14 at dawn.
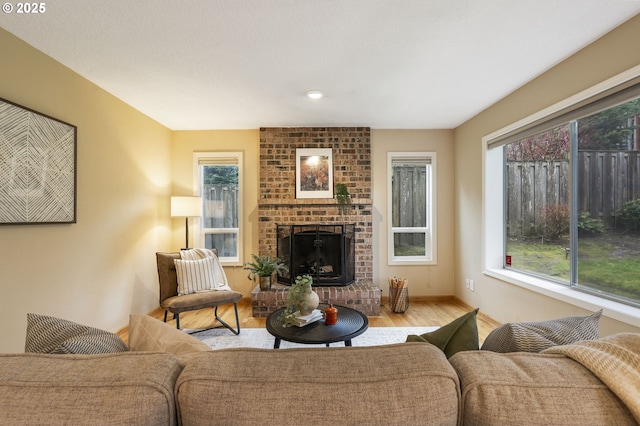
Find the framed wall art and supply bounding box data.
[0,98,77,224]
[295,148,333,199]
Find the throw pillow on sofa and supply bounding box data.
[25,313,128,354]
[481,309,602,353]
[406,308,479,358]
[128,314,211,365]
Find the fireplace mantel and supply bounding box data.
[258,198,373,207]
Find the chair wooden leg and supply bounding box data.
[163,310,168,323]
[175,313,180,330]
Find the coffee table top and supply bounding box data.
[266,304,369,345]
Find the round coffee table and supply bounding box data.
[266,304,369,348]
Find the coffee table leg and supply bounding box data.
[345,340,352,346]
[274,337,281,349]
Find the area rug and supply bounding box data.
[187,326,438,350]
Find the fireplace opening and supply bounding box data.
[277,224,355,286]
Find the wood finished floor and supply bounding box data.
[117,296,500,346]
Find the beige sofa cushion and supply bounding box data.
[176,343,460,426]
[449,350,636,425]
[128,314,211,365]
[0,352,181,426]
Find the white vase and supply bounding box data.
[299,290,319,315]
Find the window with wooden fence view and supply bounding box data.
[200,162,240,264]
[505,96,640,305]
[388,153,434,265]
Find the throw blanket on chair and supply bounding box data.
[180,248,233,291]
[543,333,640,422]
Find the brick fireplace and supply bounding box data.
[251,127,381,316]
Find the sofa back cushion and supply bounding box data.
[449,350,636,425]
[0,352,181,426]
[176,343,460,425]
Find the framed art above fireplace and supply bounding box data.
[295,148,333,199]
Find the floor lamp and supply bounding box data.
[171,196,202,250]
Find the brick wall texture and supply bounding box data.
[258,127,373,281]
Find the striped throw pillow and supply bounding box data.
[174,256,217,295]
[25,313,128,354]
[481,310,602,353]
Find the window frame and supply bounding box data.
[483,65,640,327]
[193,151,243,266]
[387,151,437,265]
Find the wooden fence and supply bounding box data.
[506,151,640,237]
[202,184,239,255]
[391,165,426,247]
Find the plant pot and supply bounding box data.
[259,276,272,291]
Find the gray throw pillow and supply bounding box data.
[25,313,128,354]
[481,310,602,353]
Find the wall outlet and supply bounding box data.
[465,278,470,289]
[469,279,475,292]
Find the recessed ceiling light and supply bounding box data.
[305,90,325,100]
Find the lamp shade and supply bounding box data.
[171,196,202,217]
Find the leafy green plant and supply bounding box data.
[577,211,605,235]
[335,183,351,214]
[616,198,640,233]
[243,254,288,280]
[281,274,314,327]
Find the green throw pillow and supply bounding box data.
[406,308,479,358]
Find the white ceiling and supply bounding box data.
[2,1,639,130]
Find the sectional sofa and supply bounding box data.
[0,313,638,425]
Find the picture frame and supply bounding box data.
[0,98,77,224]
[295,148,333,199]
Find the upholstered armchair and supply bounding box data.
[156,251,242,334]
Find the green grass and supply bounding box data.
[394,244,425,256]
[507,236,640,301]
[506,241,570,279]
[577,238,640,300]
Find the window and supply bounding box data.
[487,77,640,307]
[194,152,242,265]
[387,152,436,265]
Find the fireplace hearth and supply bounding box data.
[277,223,355,286]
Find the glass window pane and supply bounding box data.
[393,232,426,256]
[202,165,238,230]
[575,97,640,302]
[504,124,571,282]
[205,233,238,258]
[392,162,427,228]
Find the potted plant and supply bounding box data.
[282,274,319,327]
[335,183,351,215]
[243,254,288,291]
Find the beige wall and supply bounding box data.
[371,130,455,297]
[453,14,640,336]
[0,29,172,352]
